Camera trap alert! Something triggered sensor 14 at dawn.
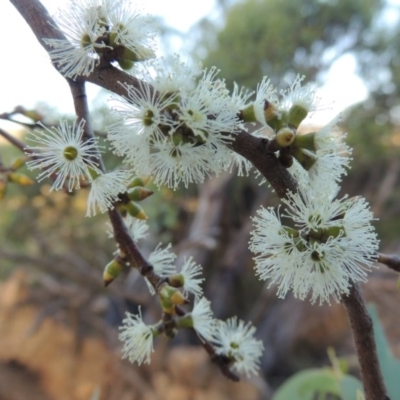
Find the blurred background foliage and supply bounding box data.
[0,0,400,399]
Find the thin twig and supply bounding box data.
[378,253,400,273]
[342,284,390,400]
[0,127,26,152]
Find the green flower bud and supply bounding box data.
[103,258,124,287]
[167,273,184,288]
[126,201,148,220]
[0,177,7,200]
[128,176,150,188]
[292,131,316,152]
[7,172,34,186]
[288,104,309,129]
[159,283,188,314]
[10,157,26,170]
[117,59,134,70]
[240,104,257,123]
[290,148,317,171]
[127,187,154,201]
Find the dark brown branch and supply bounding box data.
[230,134,297,198]
[342,284,389,400]
[68,80,107,172]
[378,253,400,273]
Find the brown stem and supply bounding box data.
[378,253,400,273]
[68,80,164,293]
[68,79,106,172]
[342,284,389,400]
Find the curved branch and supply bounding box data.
[378,253,400,273]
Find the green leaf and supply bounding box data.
[339,375,364,400]
[368,303,400,400]
[272,367,364,400]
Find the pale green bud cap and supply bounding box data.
[288,104,308,129]
[276,127,295,147]
[159,283,187,314]
[103,258,124,287]
[292,131,317,152]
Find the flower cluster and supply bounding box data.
[119,298,264,376]
[107,59,243,189]
[250,190,379,304]
[115,218,263,376]
[44,0,157,79]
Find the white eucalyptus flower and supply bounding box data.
[250,206,306,298]
[106,0,158,61]
[44,0,108,79]
[213,317,264,377]
[86,169,131,216]
[137,54,203,94]
[124,215,149,242]
[25,119,101,192]
[179,257,204,298]
[253,76,278,125]
[178,67,239,142]
[149,140,217,189]
[119,308,155,365]
[191,297,215,341]
[280,74,320,114]
[250,193,379,305]
[146,243,177,295]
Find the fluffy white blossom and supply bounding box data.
[149,140,217,189]
[225,151,253,176]
[250,206,306,298]
[230,82,254,110]
[86,169,131,216]
[213,317,264,377]
[25,119,101,192]
[106,215,149,242]
[280,74,320,114]
[44,0,158,79]
[124,215,149,242]
[177,67,239,142]
[44,0,108,79]
[106,0,158,61]
[136,54,203,94]
[108,81,175,150]
[179,257,204,298]
[288,117,352,191]
[146,243,177,295]
[250,192,379,304]
[253,76,278,125]
[108,62,244,189]
[119,308,155,365]
[191,297,215,341]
